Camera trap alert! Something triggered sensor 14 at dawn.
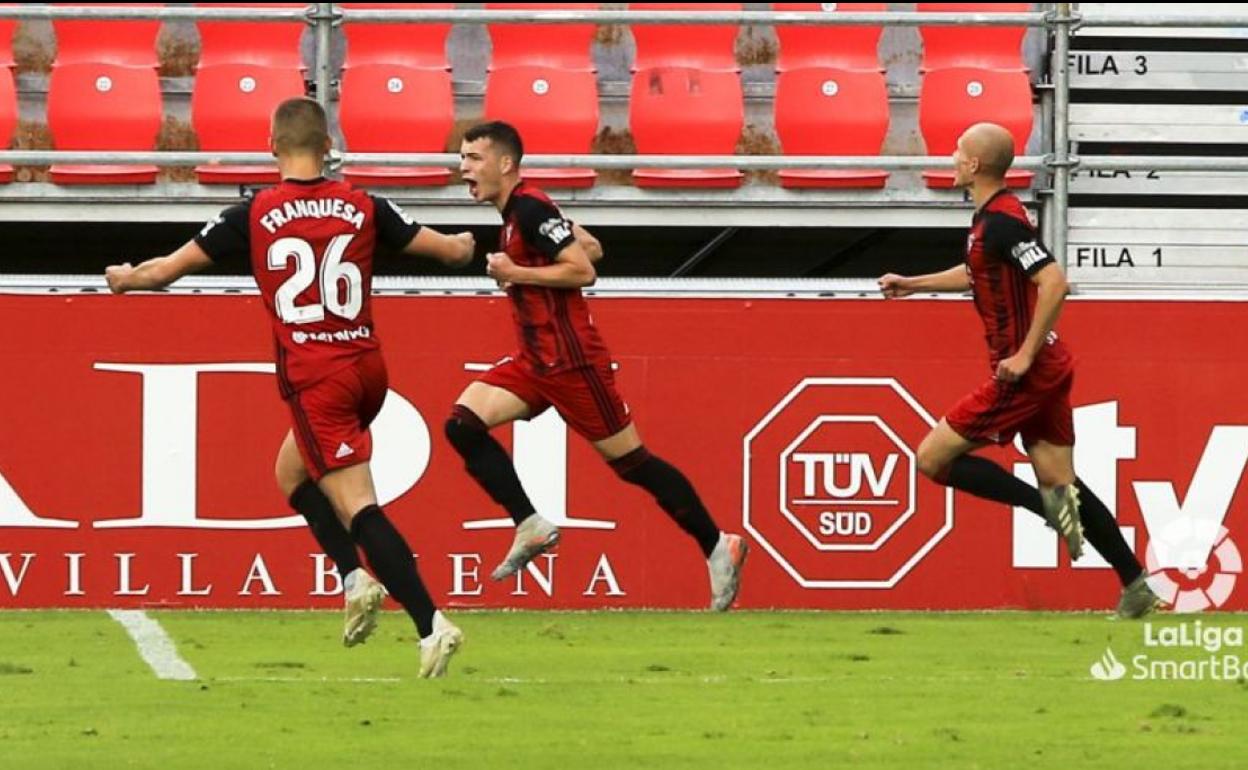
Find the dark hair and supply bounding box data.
[272,97,329,155]
[463,120,524,165]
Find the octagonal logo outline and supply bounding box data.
[742,377,956,589]
[777,414,917,552]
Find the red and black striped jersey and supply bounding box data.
[499,181,610,374]
[194,177,421,397]
[965,190,1073,373]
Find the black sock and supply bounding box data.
[1076,479,1144,586]
[944,455,1045,514]
[610,447,721,558]
[444,405,536,526]
[941,458,1144,587]
[349,505,437,637]
[289,480,361,577]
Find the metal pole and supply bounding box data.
[1038,75,1056,250]
[0,150,1244,171]
[1051,3,1074,270]
[0,6,311,21]
[1,6,1238,26]
[313,4,334,108]
[0,151,1053,169]
[332,9,1048,26]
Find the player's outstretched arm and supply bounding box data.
[878,264,970,298]
[996,263,1070,382]
[404,227,475,268]
[572,222,603,264]
[487,241,596,290]
[104,240,215,294]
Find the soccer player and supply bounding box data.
[104,98,475,676]
[877,122,1159,619]
[445,121,748,610]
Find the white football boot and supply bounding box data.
[342,568,386,647]
[490,514,561,581]
[707,533,749,611]
[419,612,465,679]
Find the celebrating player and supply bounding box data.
[878,122,1159,618]
[105,97,476,675]
[445,121,748,610]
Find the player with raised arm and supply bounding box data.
[878,122,1159,618]
[105,98,477,675]
[445,121,748,611]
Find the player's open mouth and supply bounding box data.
[464,179,478,197]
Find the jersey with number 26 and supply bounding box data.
[195,178,422,397]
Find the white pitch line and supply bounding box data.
[107,609,198,682]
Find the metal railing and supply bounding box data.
[1,3,1246,273]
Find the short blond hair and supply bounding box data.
[272,97,329,155]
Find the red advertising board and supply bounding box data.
[1,294,1245,612]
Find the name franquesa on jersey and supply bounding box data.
[257,197,368,234]
[204,200,371,348]
[197,192,425,356]
[194,178,425,397]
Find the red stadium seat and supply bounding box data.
[917,3,1029,72]
[342,3,453,70]
[484,66,599,188]
[487,3,597,71]
[629,67,743,188]
[774,67,889,189]
[47,63,163,184]
[629,3,741,72]
[52,3,162,67]
[0,4,13,182]
[340,64,453,186]
[919,67,1034,189]
[191,63,306,184]
[0,12,19,69]
[196,3,305,69]
[0,66,14,183]
[772,3,885,72]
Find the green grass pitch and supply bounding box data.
[1,610,1245,769]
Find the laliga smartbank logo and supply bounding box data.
[1144,519,1242,614]
[1090,620,1246,682]
[1089,648,1128,681]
